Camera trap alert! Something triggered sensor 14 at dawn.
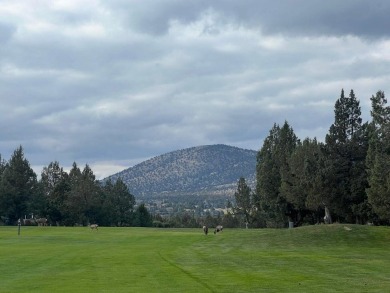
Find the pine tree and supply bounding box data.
[281,138,323,225]
[111,179,135,226]
[39,161,70,225]
[0,146,38,223]
[255,121,298,227]
[366,91,390,223]
[366,153,390,223]
[133,203,152,227]
[80,164,101,224]
[65,163,101,225]
[366,91,390,170]
[233,177,253,226]
[324,89,368,223]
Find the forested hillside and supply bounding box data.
[105,144,257,199]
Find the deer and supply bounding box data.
[36,218,48,226]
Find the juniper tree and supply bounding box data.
[281,138,323,225]
[102,178,135,226]
[0,146,38,222]
[366,90,390,223]
[65,163,101,225]
[255,121,298,227]
[133,203,153,227]
[324,89,369,223]
[40,161,70,225]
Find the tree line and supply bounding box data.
[0,146,240,228]
[0,152,152,226]
[2,89,389,228]
[234,89,390,227]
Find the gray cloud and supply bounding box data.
[220,0,390,38]
[1,1,389,179]
[107,0,390,38]
[0,22,15,43]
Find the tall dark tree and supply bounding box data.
[324,89,369,223]
[80,164,101,224]
[233,177,253,226]
[0,146,38,223]
[65,163,101,225]
[256,121,298,227]
[369,90,390,128]
[113,178,135,226]
[366,91,390,170]
[64,162,83,224]
[281,138,323,225]
[40,161,70,225]
[255,124,282,227]
[366,153,390,223]
[102,178,135,226]
[133,203,152,227]
[366,90,390,223]
[99,179,116,225]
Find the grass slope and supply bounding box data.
[1,224,389,292]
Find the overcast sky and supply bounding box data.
[1,0,390,179]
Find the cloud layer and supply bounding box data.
[1,0,390,178]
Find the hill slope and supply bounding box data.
[106,144,257,199]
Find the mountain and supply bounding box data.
[105,144,257,200]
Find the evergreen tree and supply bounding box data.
[233,177,253,226]
[64,162,83,224]
[100,179,116,225]
[366,91,390,223]
[0,154,5,176]
[40,161,70,225]
[303,141,330,223]
[28,181,48,220]
[255,124,282,227]
[366,91,390,170]
[255,121,298,227]
[370,90,390,128]
[102,178,135,226]
[0,154,6,222]
[133,203,152,227]
[0,146,38,223]
[324,89,368,223]
[366,153,390,223]
[281,138,323,225]
[113,178,135,226]
[65,163,101,225]
[41,161,67,195]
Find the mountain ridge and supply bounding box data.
[105,144,257,200]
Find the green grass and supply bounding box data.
[1,224,389,292]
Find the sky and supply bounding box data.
[1,0,390,179]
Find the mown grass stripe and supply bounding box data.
[0,225,389,292]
